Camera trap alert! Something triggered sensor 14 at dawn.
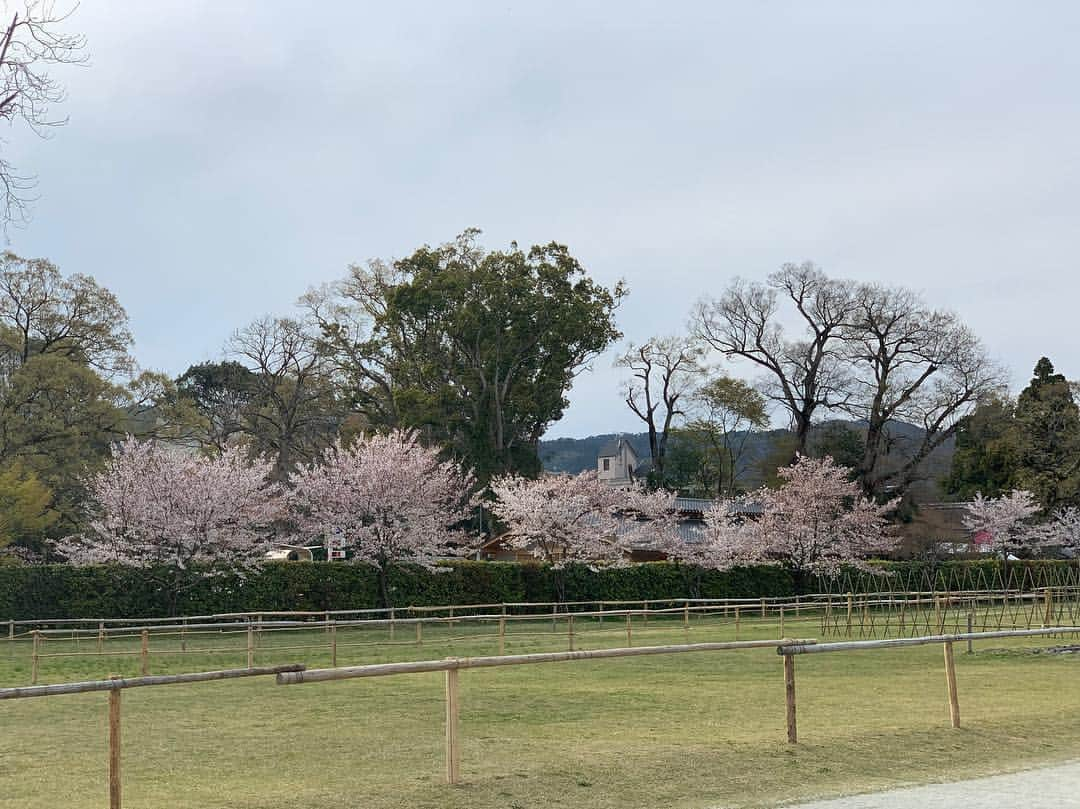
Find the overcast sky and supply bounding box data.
[6,1,1079,438]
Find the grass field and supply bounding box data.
[3,613,1080,808]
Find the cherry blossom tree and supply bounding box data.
[660,497,749,597]
[962,490,1051,565]
[56,436,281,612]
[1050,506,1080,556]
[489,471,681,600]
[289,430,476,607]
[703,455,897,578]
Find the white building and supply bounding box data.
[596,437,641,487]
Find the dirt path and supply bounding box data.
[785,761,1080,808]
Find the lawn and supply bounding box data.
[2,613,1080,808]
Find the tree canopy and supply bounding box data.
[310,230,625,481]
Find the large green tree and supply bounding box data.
[944,358,1080,512]
[1013,358,1080,512]
[309,231,625,481]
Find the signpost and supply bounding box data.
[327,536,346,561]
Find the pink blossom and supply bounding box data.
[489,471,680,568]
[57,437,281,568]
[963,490,1051,556]
[702,455,897,575]
[288,430,477,570]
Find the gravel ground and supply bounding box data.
[783,761,1080,808]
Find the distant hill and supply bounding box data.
[539,420,955,501]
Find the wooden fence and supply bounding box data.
[8,600,824,685]
[0,664,305,809]
[12,590,1080,684]
[776,626,1080,743]
[5,624,1080,804]
[274,638,817,784]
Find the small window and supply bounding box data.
[603,458,610,471]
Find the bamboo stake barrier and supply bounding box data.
[276,639,814,784]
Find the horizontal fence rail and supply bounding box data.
[0,664,306,700]
[277,638,815,685]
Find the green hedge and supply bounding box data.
[2,559,1076,619]
[0,561,794,619]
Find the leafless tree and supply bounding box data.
[694,262,858,456]
[229,317,341,482]
[617,335,704,478]
[840,283,1006,497]
[0,1,86,227]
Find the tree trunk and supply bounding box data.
[377,563,393,609]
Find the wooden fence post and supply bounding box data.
[625,612,632,647]
[683,604,690,637]
[845,593,853,638]
[498,616,506,656]
[966,613,974,654]
[1043,589,1053,628]
[109,677,122,809]
[180,619,187,653]
[31,630,39,685]
[444,665,461,785]
[330,621,338,668]
[760,597,767,618]
[735,606,740,641]
[389,608,396,641]
[140,630,149,676]
[568,614,575,652]
[784,653,797,744]
[247,624,254,669]
[98,620,105,654]
[779,607,785,639]
[795,595,801,617]
[643,600,649,625]
[416,620,423,646]
[551,604,558,633]
[943,641,960,728]
[7,619,12,641]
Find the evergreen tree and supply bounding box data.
[1013,357,1080,512]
